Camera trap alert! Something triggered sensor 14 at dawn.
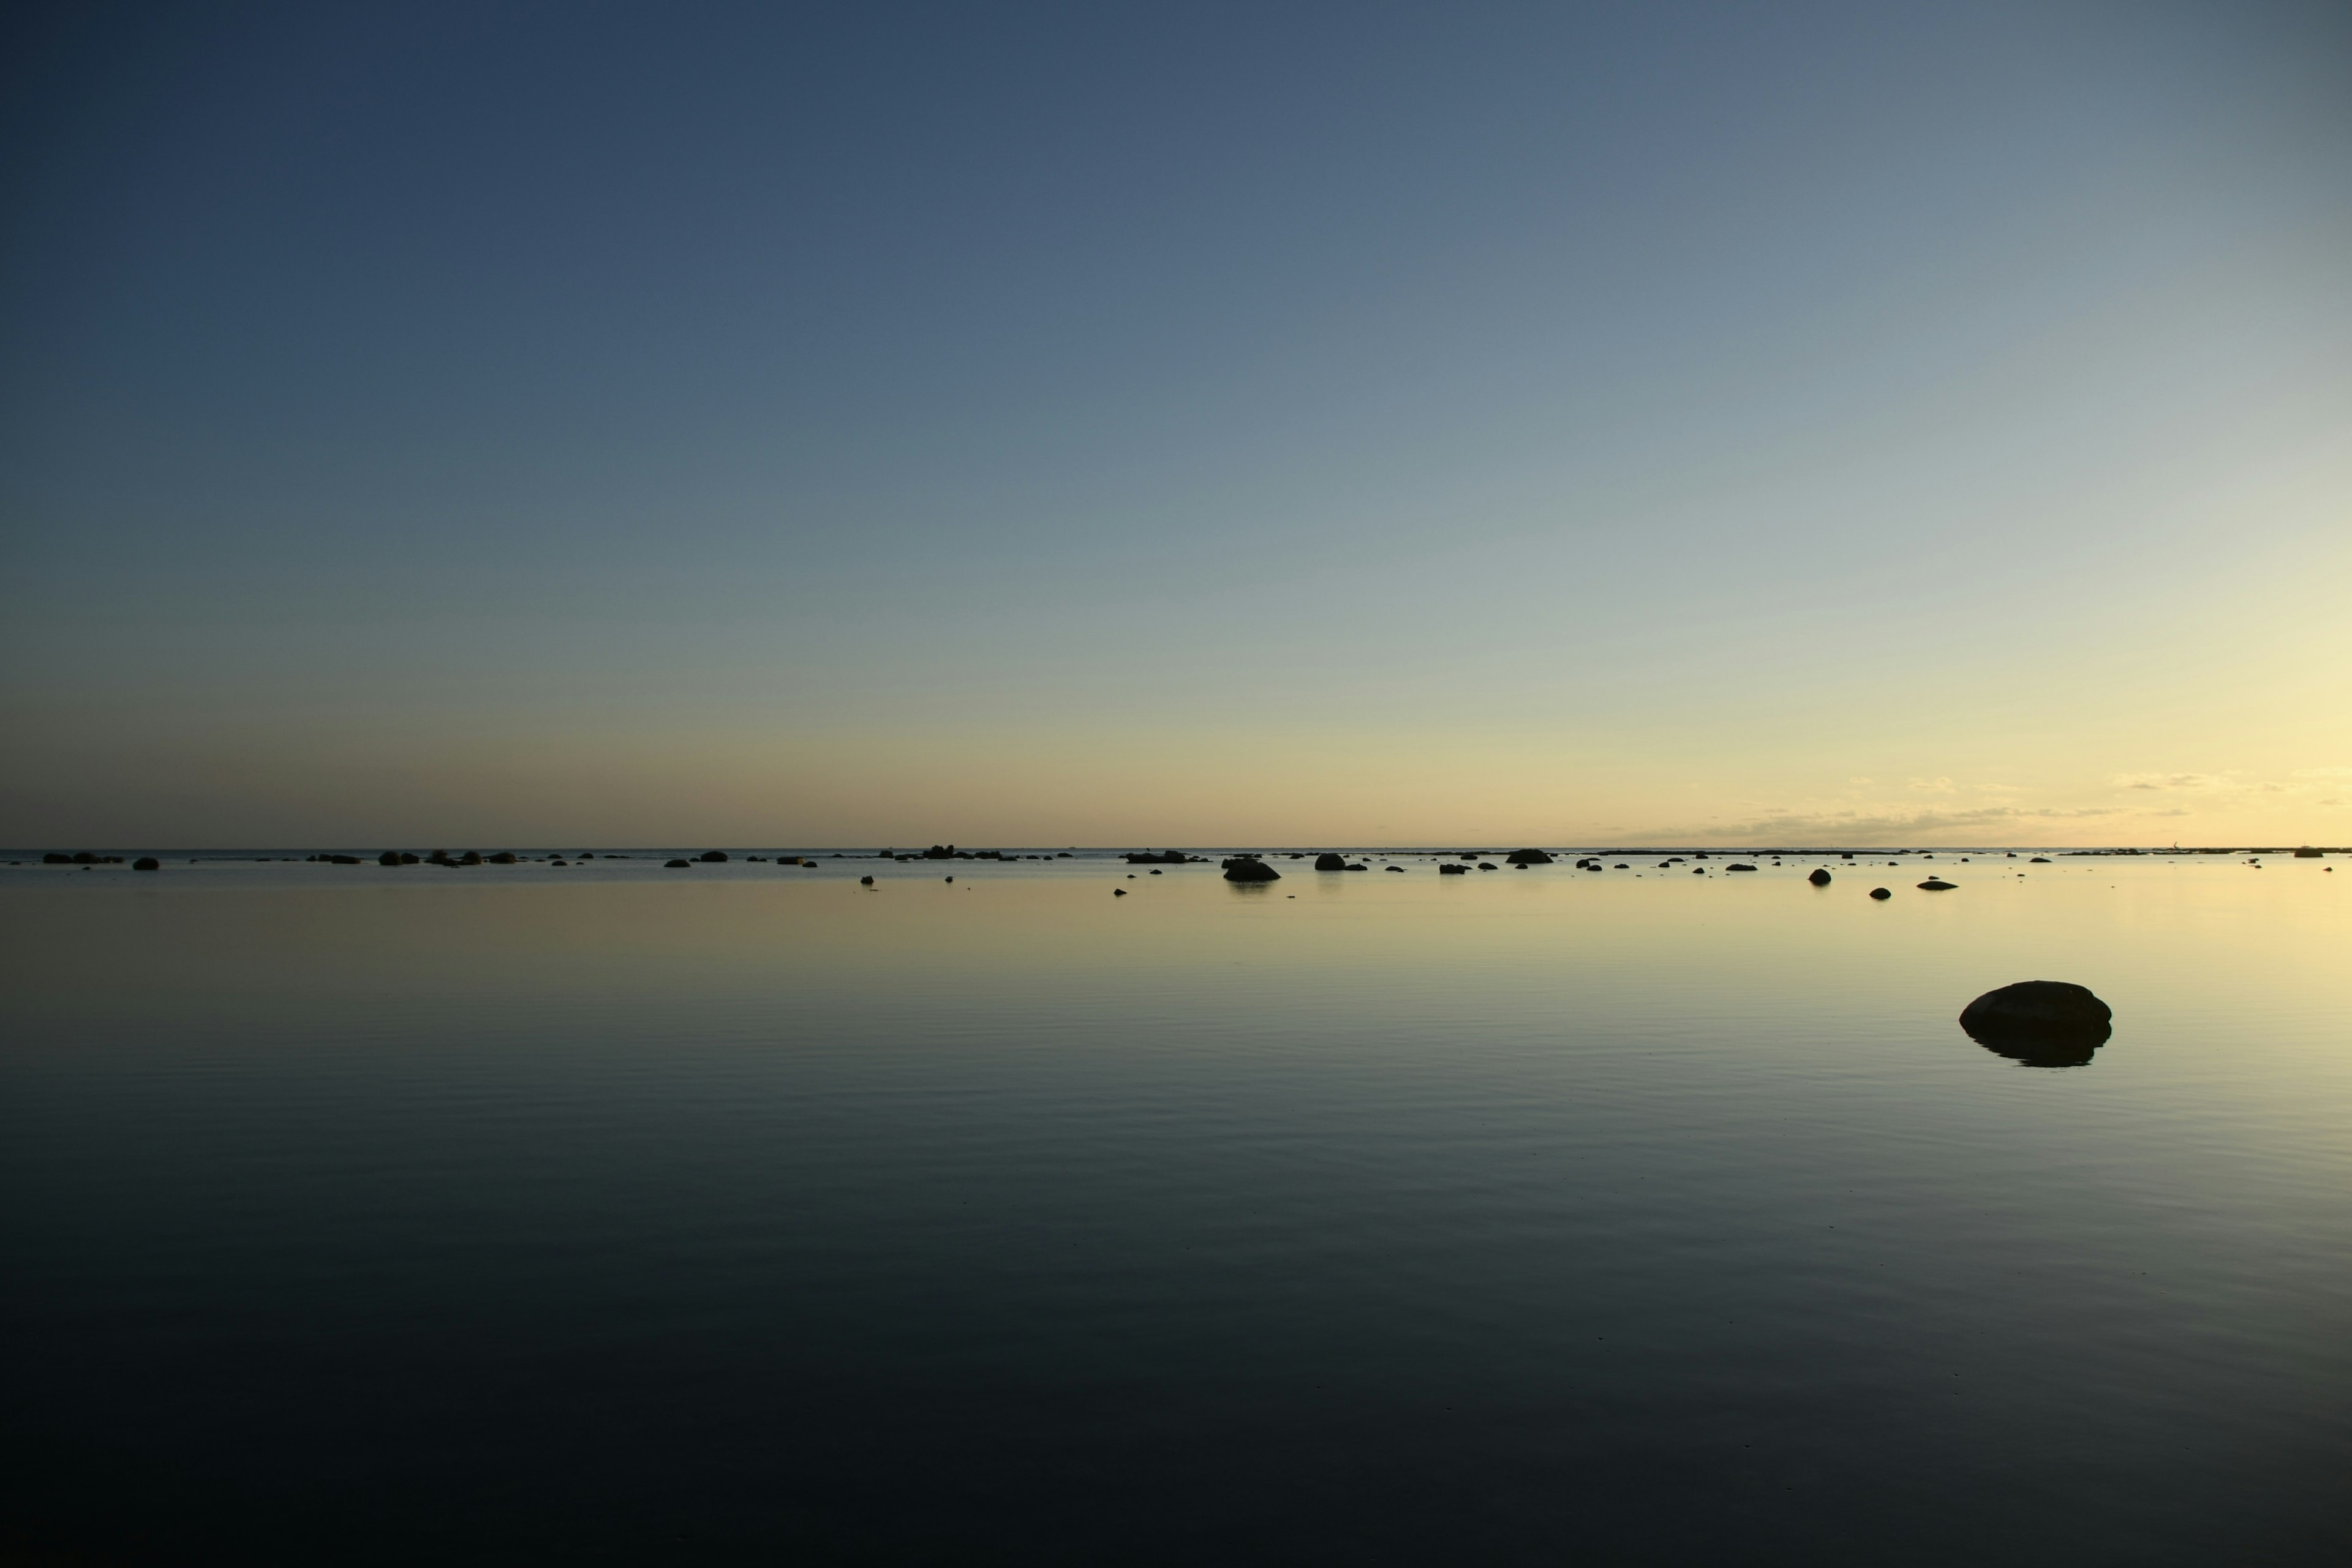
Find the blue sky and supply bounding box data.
[4,1,2348,845]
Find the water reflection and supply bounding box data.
[1962,1019,2112,1068]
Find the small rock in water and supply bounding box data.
[1726,863,1757,872]
[1869,887,1891,900]
[1223,858,1281,883]
[698,850,729,862]
[1505,849,1553,865]
[1808,869,1833,886]
[377,851,402,867]
[133,857,159,871]
[666,859,692,869]
[859,875,874,886]
[1439,863,1467,875]
[1959,981,2113,1066]
[1314,853,1348,870]
[1114,888,1127,896]
[1918,878,1956,891]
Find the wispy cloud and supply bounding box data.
[1637,802,2122,843]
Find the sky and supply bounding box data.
[3,1,2348,848]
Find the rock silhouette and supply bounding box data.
[132,857,159,872]
[1506,849,1553,865]
[1726,863,1757,872]
[698,851,729,862]
[1439,863,1467,875]
[666,859,692,869]
[1869,887,1891,900]
[1314,853,1348,870]
[1808,869,1833,886]
[1222,858,1281,883]
[1961,981,2113,1066]
[1918,878,1956,891]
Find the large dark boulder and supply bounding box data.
[1222,858,1281,883]
[377,851,402,867]
[1505,848,1553,865]
[698,850,729,862]
[1314,853,1348,870]
[132,857,159,872]
[1808,868,1832,886]
[1439,862,1467,875]
[1960,981,2112,1066]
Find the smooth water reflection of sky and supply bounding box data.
[4,857,2348,1561]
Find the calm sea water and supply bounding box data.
[4,851,2348,1563]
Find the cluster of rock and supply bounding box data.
[43,852,124,864]
[1125,850,1202,864]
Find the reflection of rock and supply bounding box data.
[1809,869,1833,886]
[1960,981,2113,1068]
[1506,849,1553,864]
[1314,853,1348,870]
[1222,858,1281,883]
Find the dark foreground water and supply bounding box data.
[4,851,2348,1564]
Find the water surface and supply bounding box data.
[4,853,2347,1562]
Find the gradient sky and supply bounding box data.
[4,1,2348,847]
